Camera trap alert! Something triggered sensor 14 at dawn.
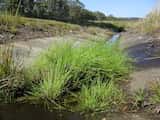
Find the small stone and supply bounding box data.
[0,34,4,39]
[143,101,152,108]
[154,106,160,114]
[9,34,15,39]
[102,118,106,120]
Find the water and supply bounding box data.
[109,34,121,43]
[0,104,159,120]
[0,104,83,120]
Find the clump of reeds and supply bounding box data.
[29,39,131,111]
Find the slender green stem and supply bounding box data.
[15,0,22,16]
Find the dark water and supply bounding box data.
[0,104,160,120]
[0,104,83,120]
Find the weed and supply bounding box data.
[0,45,28,103]
[77,81,124,112]
[133,89,146,108]
[150,82,160,104]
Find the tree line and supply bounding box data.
[0,0,107,23]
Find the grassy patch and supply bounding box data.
[78,81,124,112]
[28,39,131,111]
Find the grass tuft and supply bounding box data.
[150,82,160,104]
[0,45,28,103]
[78,81,124,111]
[28,39,131,111]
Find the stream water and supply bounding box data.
[109,34,121,43]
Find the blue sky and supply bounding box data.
[80,0,157,17]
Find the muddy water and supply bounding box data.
[0,104,160,120]
[0,104,83,120]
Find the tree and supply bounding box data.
[94,11,106,20]
[80,9,97,22]
[3,0,107,23]
[22,0,35,16]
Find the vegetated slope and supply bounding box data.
[0,14,114,43]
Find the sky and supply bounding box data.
[80,0,157,18]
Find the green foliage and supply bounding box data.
[1,0,104,22]
[31,59,72,102]
[28,39,131,111]
[78,81,124,111]
[94,11,106,20]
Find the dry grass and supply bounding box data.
[0,12,81,34]
[0,45,27,103]
[140,8,160,33]
[0,13,112,38]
